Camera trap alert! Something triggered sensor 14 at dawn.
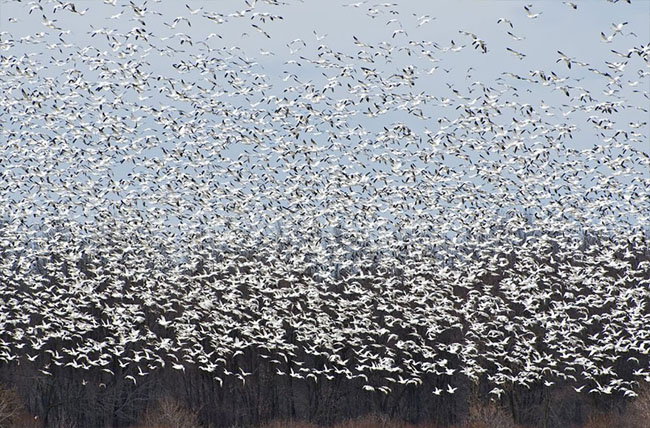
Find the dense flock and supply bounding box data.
[0,0,649,426]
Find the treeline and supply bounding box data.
[0,229,649,428]
[1,356,648,427]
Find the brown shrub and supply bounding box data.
[139,396,201,428]
[331,414,403,428]
[9,413,41,428]
[260,414,443,428]
[330,413,442,428]
[259,419,320,428]
[581,412,619,428]
[625,385,650,428]
[458,401,517,428]
[0,385,24,428]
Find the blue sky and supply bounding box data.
[0,0,648,239]
[2,0,647,151]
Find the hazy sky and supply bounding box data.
[2,0,648,154]
[0,0,648,237]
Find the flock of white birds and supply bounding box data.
[0,0,649,402]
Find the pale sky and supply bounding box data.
[0,0,648,237]
[2,0,648,153]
